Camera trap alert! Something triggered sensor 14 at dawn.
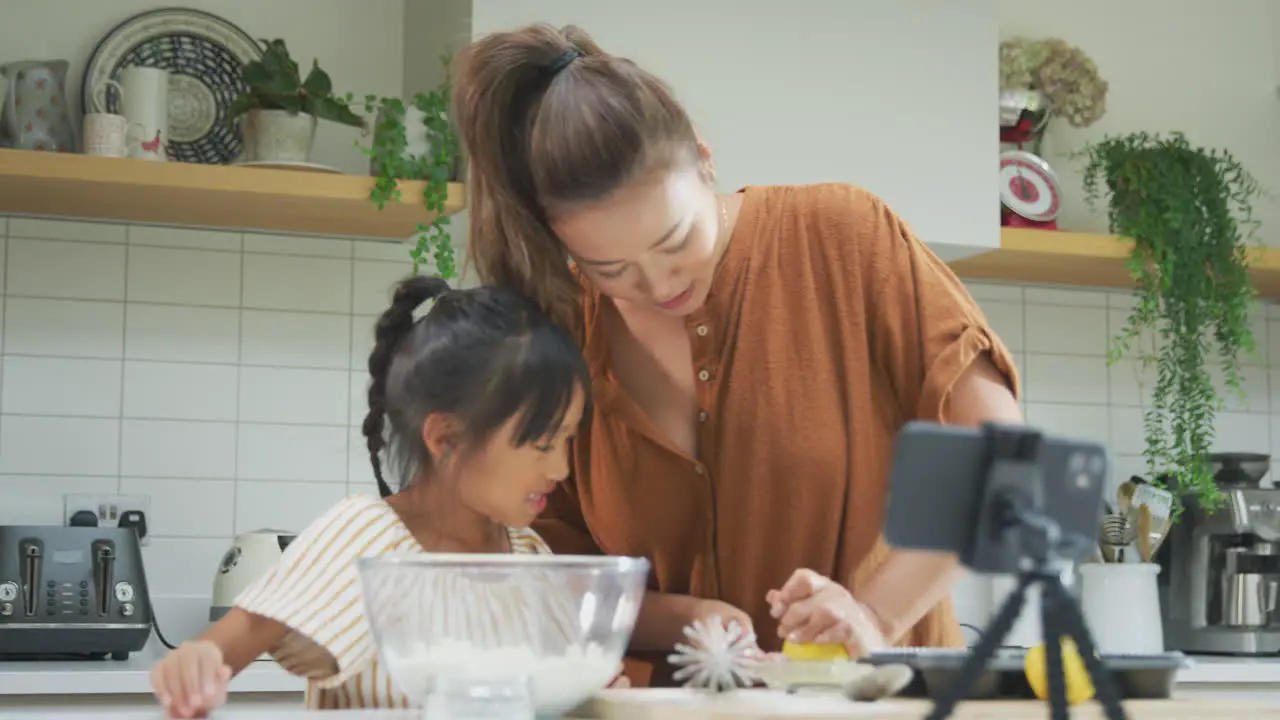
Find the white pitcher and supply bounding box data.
[93,66,169,161]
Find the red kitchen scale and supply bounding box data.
[999,149,1062,230]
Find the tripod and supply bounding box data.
[923,426,1129,720]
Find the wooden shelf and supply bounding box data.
[950,228,1280,300]
[0,149,465,240]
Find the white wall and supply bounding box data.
[471,0,1000,260]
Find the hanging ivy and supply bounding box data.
[1074,131,1263,511]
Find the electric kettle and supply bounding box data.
[209,529,295,621]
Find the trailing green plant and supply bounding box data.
[1074,131,1264,513]
[353,54,460,278]
[228,39,363,128]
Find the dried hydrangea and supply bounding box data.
[999,36,1108,129]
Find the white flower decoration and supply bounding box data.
[666,615,761,692]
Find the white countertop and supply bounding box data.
[0,651,1274,697]
[0,707,409,712]
[1174,655,1280,684]
[0,654,303,696]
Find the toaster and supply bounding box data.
[0,525,153,660]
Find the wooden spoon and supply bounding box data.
[1117,481,1136,517]
[1136,503,1153,563]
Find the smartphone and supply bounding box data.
[883,421,1109,572]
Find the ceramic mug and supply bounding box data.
[93,66,169,161]
[82,112,128,157]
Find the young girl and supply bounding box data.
[150,276,593,716]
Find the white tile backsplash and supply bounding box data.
[243,253,352,313]
[238,367,349,425]
[241,310,351,369]
[120,419,238,479]
[2,220,1276,631]
[1,356,122,417]
[233,480,348,534]
[0,220,406,580]
[125,304,241,364]
[0,416,120,475]
[6,237,127,301]
[236,423,349,482]
[5,297,124,358]
[122,360,240,421]
[128,246,243,307]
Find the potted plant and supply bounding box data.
[355,54,460,278]
[228,38,364,163]
[1075,131,1264,512]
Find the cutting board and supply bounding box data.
[575,688,1280,719]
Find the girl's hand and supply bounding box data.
[766,568,889,658]
[150,640,232,718]
[692,597,756,637]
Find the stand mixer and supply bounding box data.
[1160,453,1280,655]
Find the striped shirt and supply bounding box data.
[235,494,551,710]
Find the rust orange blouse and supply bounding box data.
[533,183,1020,685]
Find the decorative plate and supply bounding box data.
[82,7,262,165]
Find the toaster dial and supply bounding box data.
[114,581,135,603]
[0,581,17,602]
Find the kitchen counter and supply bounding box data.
[1,652,1273,697]
[3,698,1280,720]
[0,707,414,712]
[0,655,302,696]
[1176,654,1280,684]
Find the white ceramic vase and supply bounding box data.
[243,109,317,163]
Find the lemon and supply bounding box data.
[781,640,849,662]
[1023,638,1095,705]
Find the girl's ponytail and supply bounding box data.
[362,275,450,497]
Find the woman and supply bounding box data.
[452,23,1023,686]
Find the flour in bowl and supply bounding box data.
[384,639,619,713]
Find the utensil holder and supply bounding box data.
[1077,562,1163,655]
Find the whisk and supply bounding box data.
[667,616,761,692]
[1098,512,1135,562]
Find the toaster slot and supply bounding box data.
[92,540,115,617]
[20,540,41,617]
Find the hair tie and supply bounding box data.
[546,48,581,77]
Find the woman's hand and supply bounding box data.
[150,639,232,718]
[766,568,889,658]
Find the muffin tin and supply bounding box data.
[863,647,1189,700]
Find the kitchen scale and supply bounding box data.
[999,149,1063,231]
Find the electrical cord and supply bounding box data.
[960,622,1032,651]
[153,616,178,650]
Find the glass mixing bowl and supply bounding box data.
[358,553,650,716]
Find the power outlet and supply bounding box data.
[63,493,151,545]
